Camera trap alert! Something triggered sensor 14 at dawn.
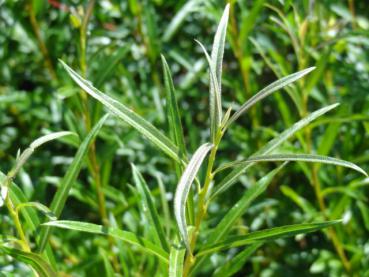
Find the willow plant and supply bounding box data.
[1,4,367,276]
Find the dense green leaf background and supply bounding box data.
[1,0,369,276]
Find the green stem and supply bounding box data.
[27,1,57,81]
[183,129,223,277]
[4,178,30,252]
[78,0,108,225]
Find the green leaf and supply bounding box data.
[208,163,286,241]
[174,143,213,251]
[169,245,186,277]
[215,154,367,177]
[213,243,262,277]
[161,55,187,163]
[225,67,315,129]
[37,114,108,252]
[131,164,169,251]
[205,3,229,141]
[192,164,284,274]
[16,202,57,221]
[197,220,341,256]
[196,39,222,143]
[157,175,171,236]
[8,131,76,179]
[163,0,201,42]
[211,3,229,96]
[59,60,182,163]
[95,46,129,87]
[0,246,57,277]
[212,103,339,198]
[280,185,316,215]
[42,220,169,264]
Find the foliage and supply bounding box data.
[1,0,369,276]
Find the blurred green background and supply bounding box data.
[1,0,369,276]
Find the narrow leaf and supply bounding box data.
[131,164,169,251]
[1,246,57,277]
[59,60,182,163]
[192,164,285,273]
[225,67,316,128]
[212,103,339,198]
[30,131,75,149]
[208,3,229,137]
[169,245,186,277]
[174,143,213,251]
[8,131,75,179]
[196,40,222,142]
[216,154,367,177]
[37,114,108,252]
[211,3,229,98]
[198,220,341,256]
[208,163,286,242]
[161,55,187,161]
[16,202,57,221]
[163,0,200,42]
[42,220,169,264]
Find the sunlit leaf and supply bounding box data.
[174,143,213,251]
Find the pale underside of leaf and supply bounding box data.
[216,154,367,177]
[196,40,222,142]
[174,143,213,251]
[209,3,229,135]
[211,103,339,198]
[225,67,316,129]
[59,60,182,163]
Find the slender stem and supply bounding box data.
[78,2,122,272]
[27,1,57,81]
[78,0,108,225]
[183,130,223,277]
[4,178,30,252]
[348,0,356,29]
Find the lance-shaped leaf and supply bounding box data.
[209,163,286,243]
[1,246,57,277]
[174,143,213,251]
[211,103,339,198]
[196,40,222,142]
[169,245,186,277]
[42,220,169,264]
[206,3,229,141]
[59,60,182,163]
[37,114,108,252]
[192,164,285,273]
[161,55,187,161]
[197,220,341,256]
[225,67,315,129]
[131,164,169,251]
[16,202,57,221]
[215,154,367,177]
[8,131,75,179]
